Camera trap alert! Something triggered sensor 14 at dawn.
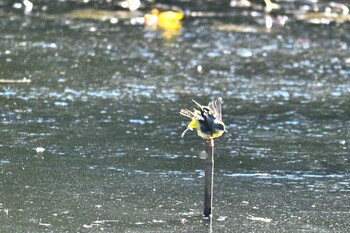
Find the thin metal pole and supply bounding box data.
[203,138,214,219]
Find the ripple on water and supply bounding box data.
[223,171,346,180]
[0,160,11,165]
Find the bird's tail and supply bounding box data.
[180,109,194,119]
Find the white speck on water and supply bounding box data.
[104,219,119,223]
[152,219,165,223]
[199,151,208,160]
[182,210,195,216]
[110,17,118,24]
[35,147,45,153]
[54,101,68,107]
[236,49,253,57]
[129,119,145,124]
[92,220,104,224]
[1,160,10,164]
[196,170,205,177]
[273,90,290,99]
[331,91,341,97]
[248,215,272,223]
[197,65,203,73]
[38,219,51,227]
[217,216,228,221]
[83,219,105,229]
[13,3,22,9]
[182,177,194,181]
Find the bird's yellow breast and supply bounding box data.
[188,118,223,139]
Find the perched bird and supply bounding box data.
[180,98,227,140]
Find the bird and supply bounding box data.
[180,97,227,140]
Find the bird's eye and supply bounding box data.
[217,123,224,130]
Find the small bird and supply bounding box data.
[180,98,227,140]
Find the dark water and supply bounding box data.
[1,1,350,232]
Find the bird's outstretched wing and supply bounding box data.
[208,97,222,121]
[180,107,205,121]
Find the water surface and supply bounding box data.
[1,1,350,232]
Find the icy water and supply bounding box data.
[1,1,350,232]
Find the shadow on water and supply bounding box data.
[1,0,350,232]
